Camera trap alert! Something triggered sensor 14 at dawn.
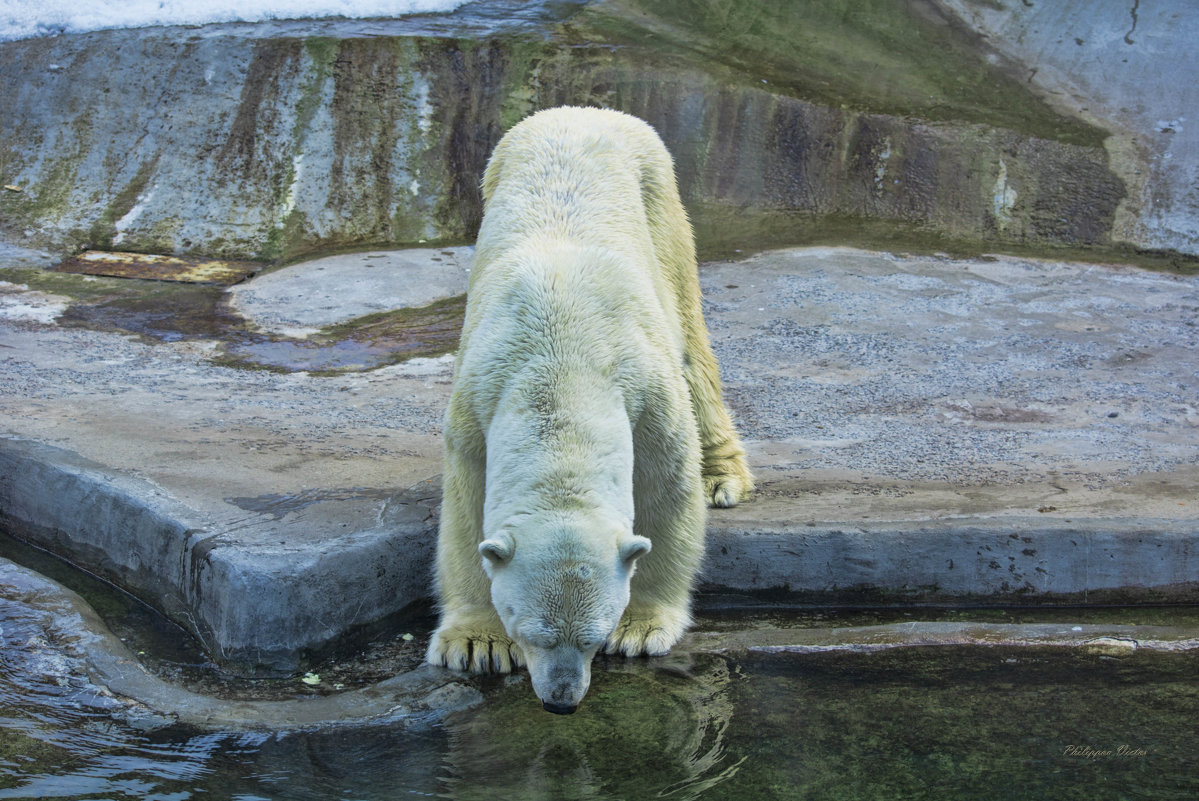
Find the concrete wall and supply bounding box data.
[935,0,1199,257]
[0,0,1174,264]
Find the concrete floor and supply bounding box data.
[1,244,1197,671]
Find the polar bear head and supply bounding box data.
[479,513,651,714]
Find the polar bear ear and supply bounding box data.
[618,534,652,566]
[479,532,514,565]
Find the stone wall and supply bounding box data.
[0,0,1170,263]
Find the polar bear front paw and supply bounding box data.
[427,620,525,674]
[603,609,686,657]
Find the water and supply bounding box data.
[4,631,1197,799]
[218,295,465,374]
[4,571,1198,800]
[27,267,465,374]
[723,649,1197,800]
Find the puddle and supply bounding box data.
[4,265,464,373]
[58,281,246,342]
[216,294,465,374]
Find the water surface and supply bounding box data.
[3,585,1197,799]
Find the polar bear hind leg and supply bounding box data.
[685,336,755,508]
[638,142,754,507]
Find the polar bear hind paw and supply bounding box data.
[702,445,754,508]
[703,471,752,508]
[427,623,525,674]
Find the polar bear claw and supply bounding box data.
[602,605,689,657]
[427,616,525,674]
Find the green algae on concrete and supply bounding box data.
[255,38,336,263]
[577,0,1107,147]
[0,0,1138,262]
[478,21,1126,251]
[0,267,133,303]
[253,35,482,264]
[688,205,1199,274]
[88,158,159,251]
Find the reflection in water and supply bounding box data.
[438,654,742,800]
[722,648,1199,800]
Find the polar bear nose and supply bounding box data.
[542,700,578,715]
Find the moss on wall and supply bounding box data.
[0,0,1155,264]
[577,0,1107,147]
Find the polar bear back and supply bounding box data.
[467,107,697,359]
[478,107,676,256]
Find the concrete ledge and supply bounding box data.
[4,435,1197,675]
[0,558,481,732]
[684,621,1199,656]
[704,517,1199,601]
[5,555,1196,733]
[0,437,201,621]
[3,245,1198,672]
[0,436,438,672]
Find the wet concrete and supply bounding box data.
[3,249,468,373]
[1,244,1198,672]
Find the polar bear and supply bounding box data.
[426,106,752,714]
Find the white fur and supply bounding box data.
[426,107,752,711]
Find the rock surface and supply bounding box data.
[935,0,1199,256]
[2,245,1197,671]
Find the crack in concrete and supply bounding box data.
[1124,0,1140,45]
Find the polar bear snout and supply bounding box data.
[526,645,594,713]
[542,700,578,715]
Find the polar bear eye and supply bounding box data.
[518,621,558,649]
[524,632,557,649]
